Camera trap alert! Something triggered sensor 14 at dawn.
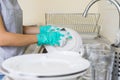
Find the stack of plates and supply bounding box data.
[1,53,90,80]
[45,28,84,56]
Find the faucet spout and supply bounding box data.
[83,0,120,29]
[83,0,100,17]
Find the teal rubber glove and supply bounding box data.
[40,25,72,39]
[36,32,64,46]
[38,25,73,46]
[39,25,60,33]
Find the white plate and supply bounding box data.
[2,53,90,77]
[45,28,83,55]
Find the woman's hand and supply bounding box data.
[36,29,72,47]
[36,31,63,46]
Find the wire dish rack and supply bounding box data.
[45,13,101,38]
[111,45,120,80]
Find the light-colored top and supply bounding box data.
[0,0,25,63]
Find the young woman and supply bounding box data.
[0,0,69,75]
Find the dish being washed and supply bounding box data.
[45,28,83,55]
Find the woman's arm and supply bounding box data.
[23,25,40,34]
[0,32,37,46]
[0,16,38,46]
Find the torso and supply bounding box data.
[0,0,24,62]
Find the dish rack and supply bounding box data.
[45,13,101,37]
[111,45,120,80]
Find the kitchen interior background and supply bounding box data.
[18,0,120,44]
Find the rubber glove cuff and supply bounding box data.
[36,34,47,46]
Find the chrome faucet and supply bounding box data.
[83,0,120,29]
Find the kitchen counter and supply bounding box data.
[82,36,111,44]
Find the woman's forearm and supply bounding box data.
[0,32,37,46]
[23,26,40,34]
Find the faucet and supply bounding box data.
[83,0,120,28]
[83,0,120,45]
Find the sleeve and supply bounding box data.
[0,3,1,15]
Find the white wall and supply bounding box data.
[18,0,98,25]
[98,1,119,43]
